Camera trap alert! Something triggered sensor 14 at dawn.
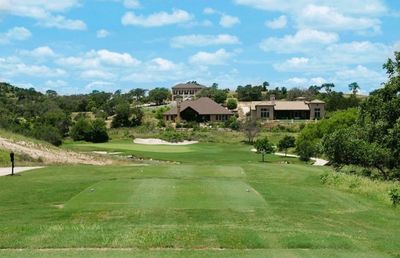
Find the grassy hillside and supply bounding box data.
[0,142,399,257]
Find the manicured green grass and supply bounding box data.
[0,141,399,257]
[65,140,303,165]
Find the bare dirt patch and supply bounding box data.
[0,137,112,165]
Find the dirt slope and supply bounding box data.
[0,137,112,165]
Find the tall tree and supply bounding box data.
[262,81,269,91]
[149,88,171,105]
[278,135,296,156]
[321,83,335,93]
[254,137,274,162]
[348,82,360,95]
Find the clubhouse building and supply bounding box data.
[171,82,206,101]
[250,96,326,120]
[164,97,234,123]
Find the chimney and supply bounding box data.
[270,94,275,105]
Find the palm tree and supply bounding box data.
[348,82,360,95]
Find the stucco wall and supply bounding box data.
[255,106,274,120]
[309,103,325,120]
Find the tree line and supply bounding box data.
[296,52,400,181]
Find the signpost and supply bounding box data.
[10,152,14,176]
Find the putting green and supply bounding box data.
[81,142,193,153]
[65,178,267,210]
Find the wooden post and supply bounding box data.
[10,152,15,176]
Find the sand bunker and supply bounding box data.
[134,138,198,145]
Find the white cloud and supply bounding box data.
[203,7,216,14]
[96,29,110,38]
[58,49,141,69]
[265,15,287,29]
[37,15,86,30]
[85,81,115,90]
[274,57,309,71]
[284,76,327,87]
[95,49,140,66]
[335,65,386,85]
[297,5,381,33]
[19,46,56,58]
[0,1,86,30]
[81,70,115,80]
[234,0,387,33]
[0,27,31,44]
[122,58,193,83]
[0,57,66,77]
[45,80,67,88]
[234,0,387,15]
[123,0,140,9]
[260,29,339,53]
[274,41,397,73]
[189,49,233,65]
[147,58,178,71]
[170,34,240,48]
[121,9,193,27]
[220,14,240,28]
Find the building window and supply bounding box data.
[314,108,321,119]
[216,115,228,121]
[261,108,269,119]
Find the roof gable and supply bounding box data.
[164,97,233,115]
[172,83,206,89]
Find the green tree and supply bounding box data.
[32,124,62,146]
[112,102,131,128]
[70,118,91,141]
[241,119,260,143]
[196,85,228,104]
[321,83,335,93]
[129,88,147,100]
[226,98,238,110]
[149,88,171,105]
[278,135,296,156]
[262,81,269,91]
[348,82,360,95]
[254,137,274,162]
[89,119,109,143]
[236,85,263,101]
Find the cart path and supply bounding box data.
[0,167,44,177]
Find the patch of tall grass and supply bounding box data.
[320,171,400,206]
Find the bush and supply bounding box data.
[159,130,189,143]
[224,116,240,130]
[389,188,400,207]
[90,119,109,143]
[226,98,238,110]
[32,124,62,146]
[70,118,91,141]
[296,138,318,161]
[70,118,109,143]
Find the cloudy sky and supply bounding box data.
[0,0,399,94]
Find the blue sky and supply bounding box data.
[0,0,400,94]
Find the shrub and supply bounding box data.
[90,119,109,143]
[70,118,91,141]
[32,124,62,146]
[254,137,274,162]
[226,98,238,110]
[70,118,109,143]
[159,130,189,143]
[296,138,318,161]
[389,188,400,207]
[278,135,296,155]
[224,116,240,130]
